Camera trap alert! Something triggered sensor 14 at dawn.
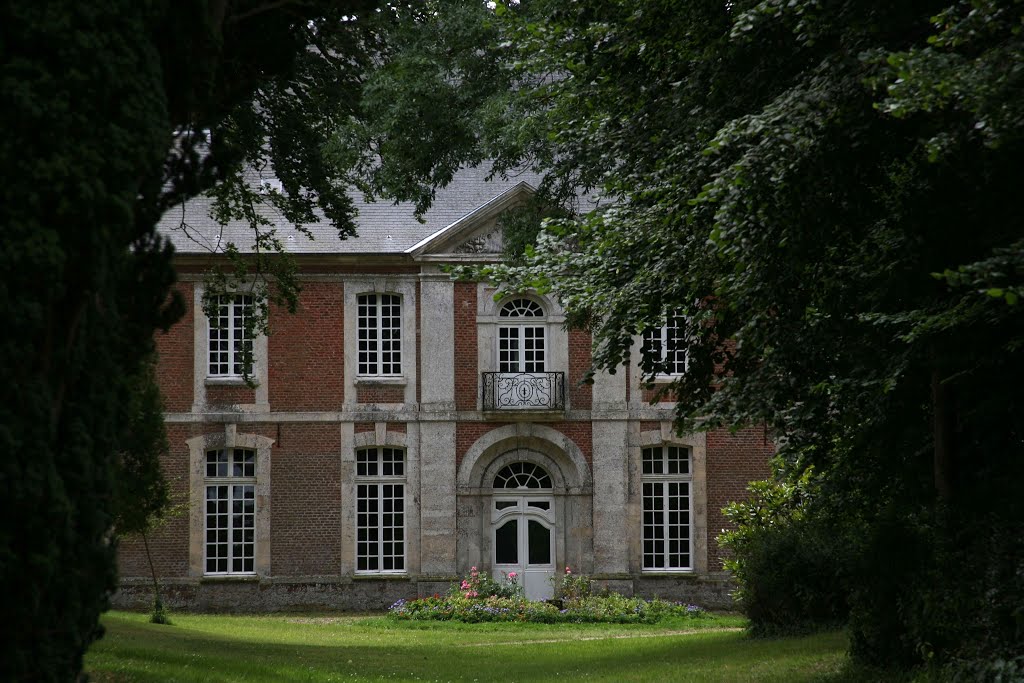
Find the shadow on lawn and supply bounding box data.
[88,615,850,682]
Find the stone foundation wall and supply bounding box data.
[112,573,736,612]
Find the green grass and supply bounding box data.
[86,610,857,682]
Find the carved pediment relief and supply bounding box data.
[454,227,503,254]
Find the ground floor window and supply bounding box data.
[641,445,692,571]
[356,447,406,573]
[204,448,256,574]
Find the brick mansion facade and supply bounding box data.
[114,167,771,611]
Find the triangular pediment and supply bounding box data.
[406,181,536,259]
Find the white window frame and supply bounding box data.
[355,447,407,574]
[207,294,256,378]
[203,447,257,575]
[641,445,693,572]
[497,298,547,373]
[642,315,688,378]
[357,293,403,377]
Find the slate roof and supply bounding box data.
[158,164,550,255]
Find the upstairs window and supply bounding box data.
[358,294,402,376]
[204,448,257,574]
[355,447,406,573]
[498,298,546,373]
[208,294,254,377]
[641,445,692,571]
[642,315,687,377]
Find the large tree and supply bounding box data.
[338,0,1024,670]
[0,2,378,679]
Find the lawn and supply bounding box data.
[86,611,852,682]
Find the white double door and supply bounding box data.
[491,496,555,601]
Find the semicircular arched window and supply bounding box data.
[499,298,544,318]
[493,461,552,489]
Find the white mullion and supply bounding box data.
[642,446,692,571]
[204,475,256,575]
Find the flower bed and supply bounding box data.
[387,567,707,624]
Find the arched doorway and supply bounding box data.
[490,462,555,600]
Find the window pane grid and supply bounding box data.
[358,294,402,376]
[642,446,692,571]
[356,448,406,573]
[642,315,687,376]
[498,326,545,373]
[205,449,256,575]
[208,295,254,376]
[642,446,690,476]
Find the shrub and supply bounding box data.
[719,467,848,636]
[449,566,523,600]
[553,566,592,605]
[387,592,706,625]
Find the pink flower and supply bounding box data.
[565,566,572,574]
[508,571,517,579]
[461,580,470,589]
[464,590,478,599]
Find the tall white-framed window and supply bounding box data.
[355,447,406,573]
[641,445,692,571]
[204,448,256,574]
[208,294,255,377]
[498,298,546,373]
[642,315,687,377]
[357,293,402,376]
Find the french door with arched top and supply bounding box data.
[490,461,555,600]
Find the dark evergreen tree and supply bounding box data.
[0,1,377,679]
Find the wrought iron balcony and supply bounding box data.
[482,372,566,411]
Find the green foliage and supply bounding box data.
[0,1,380,679]
[552,565,593,605]
[343,0,1024,673]
[451,565,523,600]
[719,467,848,636]
[389,593,707,624]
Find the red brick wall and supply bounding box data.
[116,423,212,579]
[642,385,678,404]
[155,282,194,412]
[454,283,478,410]
[640,421,660,433]
[270,423,342,576]
[456,423,509,469]
[705,426,774,570]
[206,383,256,406]
[551,422,593,463]
[356,384,405,404]
[568,329,592,410]
[269,282,344,410]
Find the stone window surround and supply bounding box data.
[341,425,421,577]
[192,282,270,413]
[187,426,274,579]
[634,426,707,574]
[344,277,418,406]
[477,286,568,410]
